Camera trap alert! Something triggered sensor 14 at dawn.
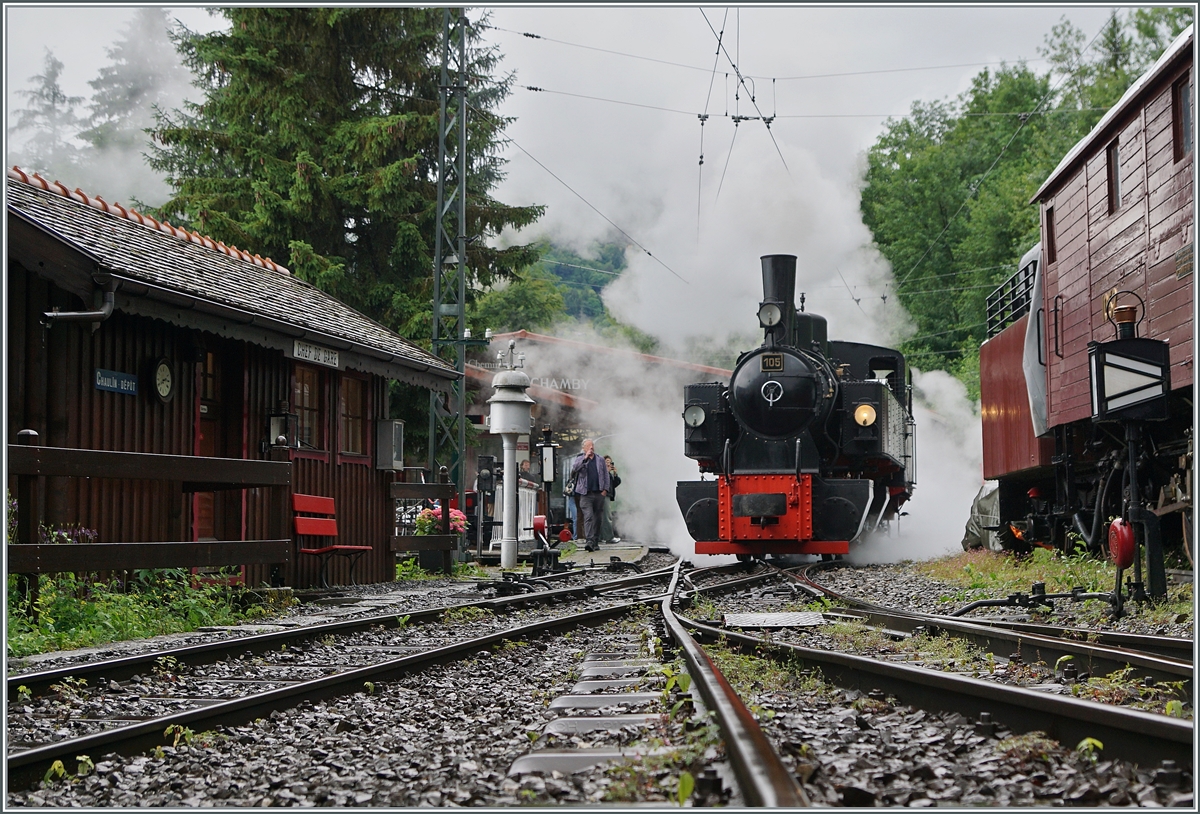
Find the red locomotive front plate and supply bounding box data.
[693,474,850,556]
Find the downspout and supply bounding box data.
[42,280,117,327]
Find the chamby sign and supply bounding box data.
[530,376,590,391]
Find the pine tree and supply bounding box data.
[81,8,191,154]
[148,8,542,341]
[8,49,86,182]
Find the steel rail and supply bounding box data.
[774,567,1193,691]
[682,619,1193,767]
[793,562,1193,662]
[7,594,671,791]
[9,565,677,697]
[659,564,808,807]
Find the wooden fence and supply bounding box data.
[8,431,291,599]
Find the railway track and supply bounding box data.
[7,559,1193,806]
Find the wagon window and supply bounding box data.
[1106,139,1121,214]
[339,376,367,455]
[294,365,325,449]
[1174,72,1192,162]
[1044,206,1057,264]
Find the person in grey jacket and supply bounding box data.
[570,438,611,552]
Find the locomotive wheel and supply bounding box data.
[736,554,754,562]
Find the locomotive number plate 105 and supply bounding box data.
[760,353,784,372]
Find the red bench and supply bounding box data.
[294,494,372,588]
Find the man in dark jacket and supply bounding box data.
[570,438,611,552]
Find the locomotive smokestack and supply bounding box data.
[760,254,797,341]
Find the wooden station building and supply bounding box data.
[6,167,459,588]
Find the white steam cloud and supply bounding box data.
[505,128,981,563]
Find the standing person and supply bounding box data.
[518,459,537,486]
[600,455,622,544]
[570,439,610,552]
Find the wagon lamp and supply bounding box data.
[487,340,535,569]
[853,404,877,427]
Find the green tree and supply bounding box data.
[149,8,542,337]
[81,8,190,154]
[863,11,1192,398]
[1130,8,1194,70]
[472,264,566,334]
[147,8,542,462]
[8,49,86,182]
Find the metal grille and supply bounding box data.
[723,612,826,628]
[986,260,1037,337]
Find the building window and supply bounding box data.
[1044,206,1057,264]
[1174,72,1192,161]
[200,351,218,401]
[340,376,367,455]
[1106,139,1121,214]
[294,365,324,449]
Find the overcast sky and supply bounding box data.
[6,4,1120,350]
[4,5,1131,554]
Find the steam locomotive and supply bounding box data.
[676,254,915,558]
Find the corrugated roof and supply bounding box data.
[6,169,457,383]
[1033,24,1194,203]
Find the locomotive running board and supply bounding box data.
[695,540,849,555]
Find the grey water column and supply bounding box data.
[487,340,534,569]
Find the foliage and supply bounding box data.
[6,490,17,543]
[452,560,489,578]
[996,731,1057,764]
[6,570,258,659]
[395,557,437,581]
[8,49,86,182]
[414,506,468,535]
[80,8,190,155]
[147,8,544,463]
[442,605,494,624]
[860,10,1193,396]
[471,262,566,334]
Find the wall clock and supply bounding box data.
[154,358,174,403]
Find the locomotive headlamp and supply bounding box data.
[854,404,878,427]
[683,404,706,427]
[757,302,783,328]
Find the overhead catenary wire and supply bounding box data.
[483,23,1047,83]
[699,8,789,174]
[520,85,1107,120]
[469,102,688,285]
[698,8,729,241]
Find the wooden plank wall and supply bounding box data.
[1041,60,1193,428]
[9,264,404,589]
[7,266,192,544]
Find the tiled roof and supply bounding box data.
[6,168,457,382]
[8,167,291,273]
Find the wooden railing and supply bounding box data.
[8,430,292,581]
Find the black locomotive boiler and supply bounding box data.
[677,254,915,558]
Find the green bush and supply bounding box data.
[7,569,259,659]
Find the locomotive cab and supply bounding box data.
[677,254,915,558]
